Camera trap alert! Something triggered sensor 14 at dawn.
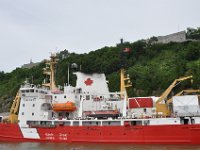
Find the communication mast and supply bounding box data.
[119,39,132,99]
[42,53,58,91]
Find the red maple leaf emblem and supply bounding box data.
[84,78,93,86]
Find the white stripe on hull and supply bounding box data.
[20,126,40,139]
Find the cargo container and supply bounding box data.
[173,95,200,116]
[129,97,153,108]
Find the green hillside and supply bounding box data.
[1,28,200,112]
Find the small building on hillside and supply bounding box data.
[21,59,40,69]
[157,31,186,44]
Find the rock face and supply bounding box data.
[0,96,13,113]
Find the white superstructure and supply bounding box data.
[18,83,51,126]
[18,72,124,127]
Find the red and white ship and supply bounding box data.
[1,53,200,144]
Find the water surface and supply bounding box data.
[1,142,200,150]
[0,142,200,150]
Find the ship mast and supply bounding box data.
[43,53,58,91]
[120,39,132,99]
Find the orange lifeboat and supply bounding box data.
[52,102,76,112]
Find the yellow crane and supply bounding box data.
[8,91,21,123]
[120,68,132,99]
[155,75,193,117]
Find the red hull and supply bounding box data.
[1,123,200,144]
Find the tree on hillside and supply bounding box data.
[186,27,200,40]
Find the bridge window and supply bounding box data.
[21,90,25,93]
[86,95,90,100]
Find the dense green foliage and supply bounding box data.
[186,27,200,40]
[1,31,200,112]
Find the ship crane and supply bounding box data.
[8,91,21,123]
[155,75,193,117]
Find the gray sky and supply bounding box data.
[0,0,200,72]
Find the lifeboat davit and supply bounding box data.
[52,102,76,112]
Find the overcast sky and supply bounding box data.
[0,0,200,72]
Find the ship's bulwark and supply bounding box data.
[0,123,200,144]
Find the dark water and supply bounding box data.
[0,142,200,150]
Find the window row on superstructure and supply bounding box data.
[21,112,34,116]
[20,89,48,94]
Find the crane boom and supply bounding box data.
[8,91,21,123]
[155,75,192,117]
[156,76,193,104]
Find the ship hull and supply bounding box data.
[1,123,200,144]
